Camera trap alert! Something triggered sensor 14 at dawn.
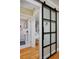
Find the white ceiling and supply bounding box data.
[21,0,59,8]
[50,0,59,6]
[20,0,39,10]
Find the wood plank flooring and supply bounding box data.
[20,42,39,59]
[20,43,59,59]
[49,52,59,59]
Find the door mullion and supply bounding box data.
[55,11,57,52]
[42,4,44,59]
[50,9,51,56]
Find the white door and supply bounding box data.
[26,19,32,48]
[26,17,36,48]
[20,19,32,48]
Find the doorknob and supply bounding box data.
[27,30,28,41]
[26,31,28,33]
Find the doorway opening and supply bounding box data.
[20,0,41,59]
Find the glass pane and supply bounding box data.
[43,20,50,32]
[44,34,50,46]
[51,22,55,32]
[51,34,55,43]
[51,11,55,21]
[51,44,56,54]
[44,46,50,59]
[43,7,50,19]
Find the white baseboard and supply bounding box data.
[20,45,26,49]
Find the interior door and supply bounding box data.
[20,19,31,48]
[42,3,57,59]
[26,19,31,47]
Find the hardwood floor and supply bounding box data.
[20,41,39,59]
[20,42,59,59]
[49,52,59,59]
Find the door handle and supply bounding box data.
[27,31,28,41]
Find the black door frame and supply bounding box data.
[36,0,58,59]
[42,3,57,59]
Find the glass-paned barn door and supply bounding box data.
[42,3,57,59]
